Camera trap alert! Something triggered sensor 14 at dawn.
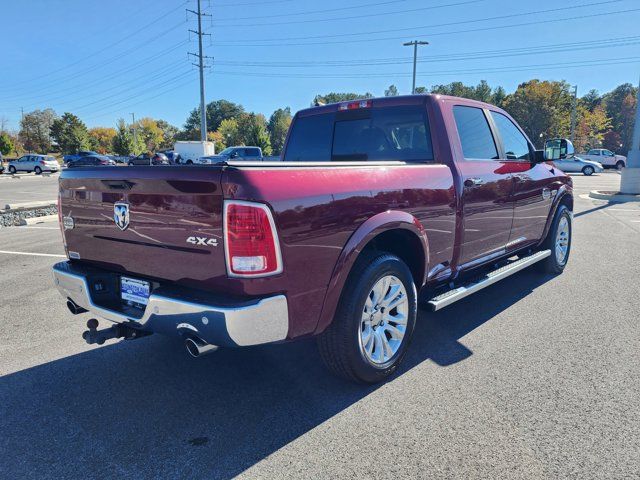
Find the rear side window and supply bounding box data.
[284,105,432,162]
[490,111,531,161]
[453,106,498,160]
[284,113,334,162]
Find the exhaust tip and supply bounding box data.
[185,337,218,358]
[67,299,87,315]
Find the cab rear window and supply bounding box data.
[283,105,433,163]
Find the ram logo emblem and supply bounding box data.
[114,202,130,231]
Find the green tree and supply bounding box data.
[581,89,602,112]
[111,119,143,156]
[313,92,373,105]
[156,120,179,149]
[50,112,90,154]
[0,132,14,156]
[184,99,245,133]
[88,127,116,154]
[136,117,164,152]
[574,105,612,152]
[602,83,637,153]
[19,108,57,153]
[267,107,292,155]
[207,130,226,151]
[217,118,241,146]
[385,85,399,97]
[503,80,573,147]
[238,114,272,155]
[492,86,507,107]
[414,86,428,94]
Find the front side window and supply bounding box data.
[490,111,531,161]
[453,106,498,160]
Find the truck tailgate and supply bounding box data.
[59,166,226,289]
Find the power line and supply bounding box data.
[214,0,413,21]
[212,36,640,68]
[213,3,638,46]
[214,0,483,27]
[0,2,189,92]
[219,0,623,42]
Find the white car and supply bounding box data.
[580,149,626,169]
[7,154,60,174]
[553,156,604,176]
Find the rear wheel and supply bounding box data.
[186,160,193,165]
[538,205,572,274]
[34,166,42,175]
[317,252,417,383]
[582,166,594,176]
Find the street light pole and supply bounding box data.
[403,40,429,94]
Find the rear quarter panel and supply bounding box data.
[223,163,455,338]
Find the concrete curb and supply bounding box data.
[20,214,59,226]
[589,190,640,202]
[4,200,57,211]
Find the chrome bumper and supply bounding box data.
[52,262,289,347]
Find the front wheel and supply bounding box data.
[8,165,16,174]
[538,205,572,274]
[186,160,193,165]
[582,166,594,176]
[317,252,417,383]
[616,161,625,171]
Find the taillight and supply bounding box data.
[224,200,282,277]
[40,160,46,165]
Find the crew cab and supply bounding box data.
[53,95,573,383]
[581,148,626,169]
[196,146,264,164]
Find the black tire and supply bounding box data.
[317,251,417,384]
[616,161,625,170]
[8,165,16,174]
[186,160,193,165]
[582,166,594,176]
[34,166,42,175]
[128,161,134,166]
[538,205,572,274]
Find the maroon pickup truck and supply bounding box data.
[53,95,573,383]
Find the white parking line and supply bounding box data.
[0,250,66,258]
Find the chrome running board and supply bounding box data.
[427,250,551,311]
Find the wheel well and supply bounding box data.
[559,193,573,212]
[361,229,426,287]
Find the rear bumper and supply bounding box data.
[52,261,289,347]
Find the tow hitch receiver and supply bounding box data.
[82,319,152,345]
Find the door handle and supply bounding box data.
[464,178,484,187]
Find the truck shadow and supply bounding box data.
[0,270,553,479]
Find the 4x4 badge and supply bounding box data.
[114,202,130,231]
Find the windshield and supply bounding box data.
[218,147,235,156]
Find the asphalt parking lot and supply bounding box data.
[0,172,59,206]
[0,172,638,479]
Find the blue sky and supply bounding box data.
[1,0,639,131]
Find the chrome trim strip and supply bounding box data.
[52,265,289,346]
[428,250,551,311]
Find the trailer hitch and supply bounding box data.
[82,318,151,345]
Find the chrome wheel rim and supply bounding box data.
[359,275,408,365]
[555,216,570,265]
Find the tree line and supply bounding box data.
[0,79,636,159]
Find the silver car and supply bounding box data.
[8,154,60,174]
[553,156,603,176]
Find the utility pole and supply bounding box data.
[188,0,212,142]
[403,40,429,94]
[130,112,137,150]
[21,107,31,153]
[570,85,578,144]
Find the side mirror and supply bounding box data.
[544,138,574,160]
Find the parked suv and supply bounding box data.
[54,95,573,384]
[8,154,59,174]
[128,153,169,166]
[195,146,263,164]
[581,148,626,169]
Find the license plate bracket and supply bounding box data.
[120,276,151,307]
